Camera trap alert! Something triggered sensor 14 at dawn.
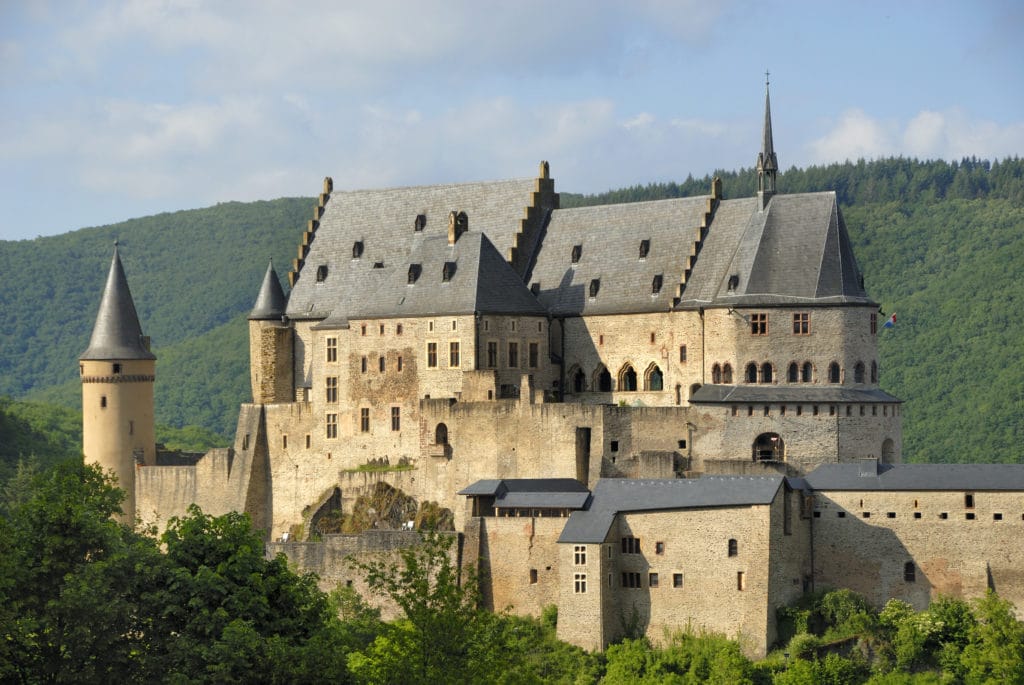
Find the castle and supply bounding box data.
[80,85,1024,656]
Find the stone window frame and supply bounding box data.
[379,356,386,373]
[507,341,519,368]
[903,561,916,582]
[449,341,460,368]
[828,362,841,383]
[528,341,539,368]
[792,312,810,335]
[359,408,369,433]
[618,363,638,391]
[621,536,641,554]
[325,376,338,403]
[672,573,684,588]
[649,572,659,588]
[854,361,866,384]
[870,312,878,335]
[326,413,338,439]
[750,313,768,336]
[574,545,587,566]
[645,363,664,391]
[574,572,587,594]
[426,342,438,368]
[727,538,738,557]
[390,406,400,432]
[326,337,338,363]
[487,341,498,368]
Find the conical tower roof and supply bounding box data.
[80,244,156,361]
[248,260,287,320]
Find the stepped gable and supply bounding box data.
[80,244,156,361]
[679,192,872,307]
[805,462,1024,491]
[559,475,784,543]
[248,260,287,320]
[338,230,547,321]
[286,178,541,321]
[529,196,710,316]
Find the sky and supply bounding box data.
[1,1,1022,242]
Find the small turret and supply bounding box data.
[248,260,294,403]
[80,243,156,523]
[756,73,778,211]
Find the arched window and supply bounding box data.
[745,363,758,383]
[761,362,773,384]
[595,366,612,392]
[712,364,722,384]
[881,438,895,463]
[854,362,865,384]
[828,362,841,383]
[787,362,798,383]
[435,423,449,446]
[572,367,586,393]
[646,364,664,391]
[753,433,784,461]
[801,362,813,383]
[722,364,733,384]
[871,361,878,384]
[727,539,738,557]
[904,561,916,582]
[619,364,638,391]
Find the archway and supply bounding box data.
[435,423,449,446]
[752,433,784,461]
[881,438,895,463]
[619,364,638,391]
[645,363,664,391]
[594,365,612,393]
[572,367,587,393]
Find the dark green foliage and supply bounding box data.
[602,632,755,684]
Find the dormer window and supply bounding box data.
[373,261,384,269]
[316,265,328,282]
[408,264,421,284]
[571,245,582,264]
[651,274,663,294]
[442,261,456,282]
[352,241,364,258]
[414,214,426,231]
[112,363,122,374]
[727,274,739,291]
[639,239,650,259]
[589,278,600,298]
[530,282,540,295]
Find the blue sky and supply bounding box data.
[1,0,1021,242]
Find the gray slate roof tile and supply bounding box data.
[80,246,156,361]
[806,463,1024,492]
[691,385,901,403]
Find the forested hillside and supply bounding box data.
[1,158,1022,466]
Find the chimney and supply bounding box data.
[448,211,468,245]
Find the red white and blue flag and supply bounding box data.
[882,313,896,329]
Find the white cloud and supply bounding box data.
[809,109,894,163]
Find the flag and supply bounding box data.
[882,313,896,329]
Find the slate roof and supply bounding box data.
[805,462,1024,492]
[558,475,783,543]
[691,385,901,404]
[678,192,872,308]
[458,478,591,510]
[528,197,710,316]
[337,231,547,321]
[286,178,544,320]
[80,246,156,361]
[249,260,287,320]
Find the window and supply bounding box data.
[352,241,364,258]
[751,313,768,335]
[528,342,539,368]
[802,362,813,383]
[673,573,684,588]
[408,264,421,284]
[574,545,587,565]
[904,562,916,582]
[887,512,896,518]
[316,265,328,282]
[792,312,809,335]
[326,337,338,362]
[647,365,663,391]
[620,365,637,391]
[679,345,687,362]
[589,278,600,297]
[442,262,455,282]
[396,324,403,335]
[727,274,739,290]
[361,324,367,336]
[571,244,582,264]
[965,493,974,508]
[597,368,612,392]
[128,420,134,435]
[573,368,586,392]
[379,323,385,335]
[649,573,659,588]
[450,342,460,368]
[828,362,841,383]
[621,572,642,588]
[655,541,665,555]
[574,573,587,593]
[391,407,400,431]
[871,313,878,335]
[359,408,369,433]
[639,239,650,258]
[435,423,448,445]
[414,214,426,231]
[722,364,733,383]
[112,363,121,374]
[281,434,287,449]
[788,362,798,383]
[508,342,518,368]
[397,356,403,371]
[652,274,663,294]
[737,571,746,591]
[100,396,107,408]
[326,414,338,439]
[761,362,773,383]
[854,362,865,383]
[610,440,619,452]
[379,356,385,372]
[966,512,976,520]
[452,320,457,331]
[305,434,311,449]
[361,356,367,373]
[427,342,437,368]
[529,569,538,584]
[621,536,640,554]
[728,539,738,557]
[326,377,338,403]
[744,363,757,383]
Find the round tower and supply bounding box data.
[248,259,293,403]
[80,244,156,523]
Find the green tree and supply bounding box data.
[958,591,1024,684]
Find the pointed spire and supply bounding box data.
[757,72,778,207]
[249,259,287,320]
[80,244,156,360]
